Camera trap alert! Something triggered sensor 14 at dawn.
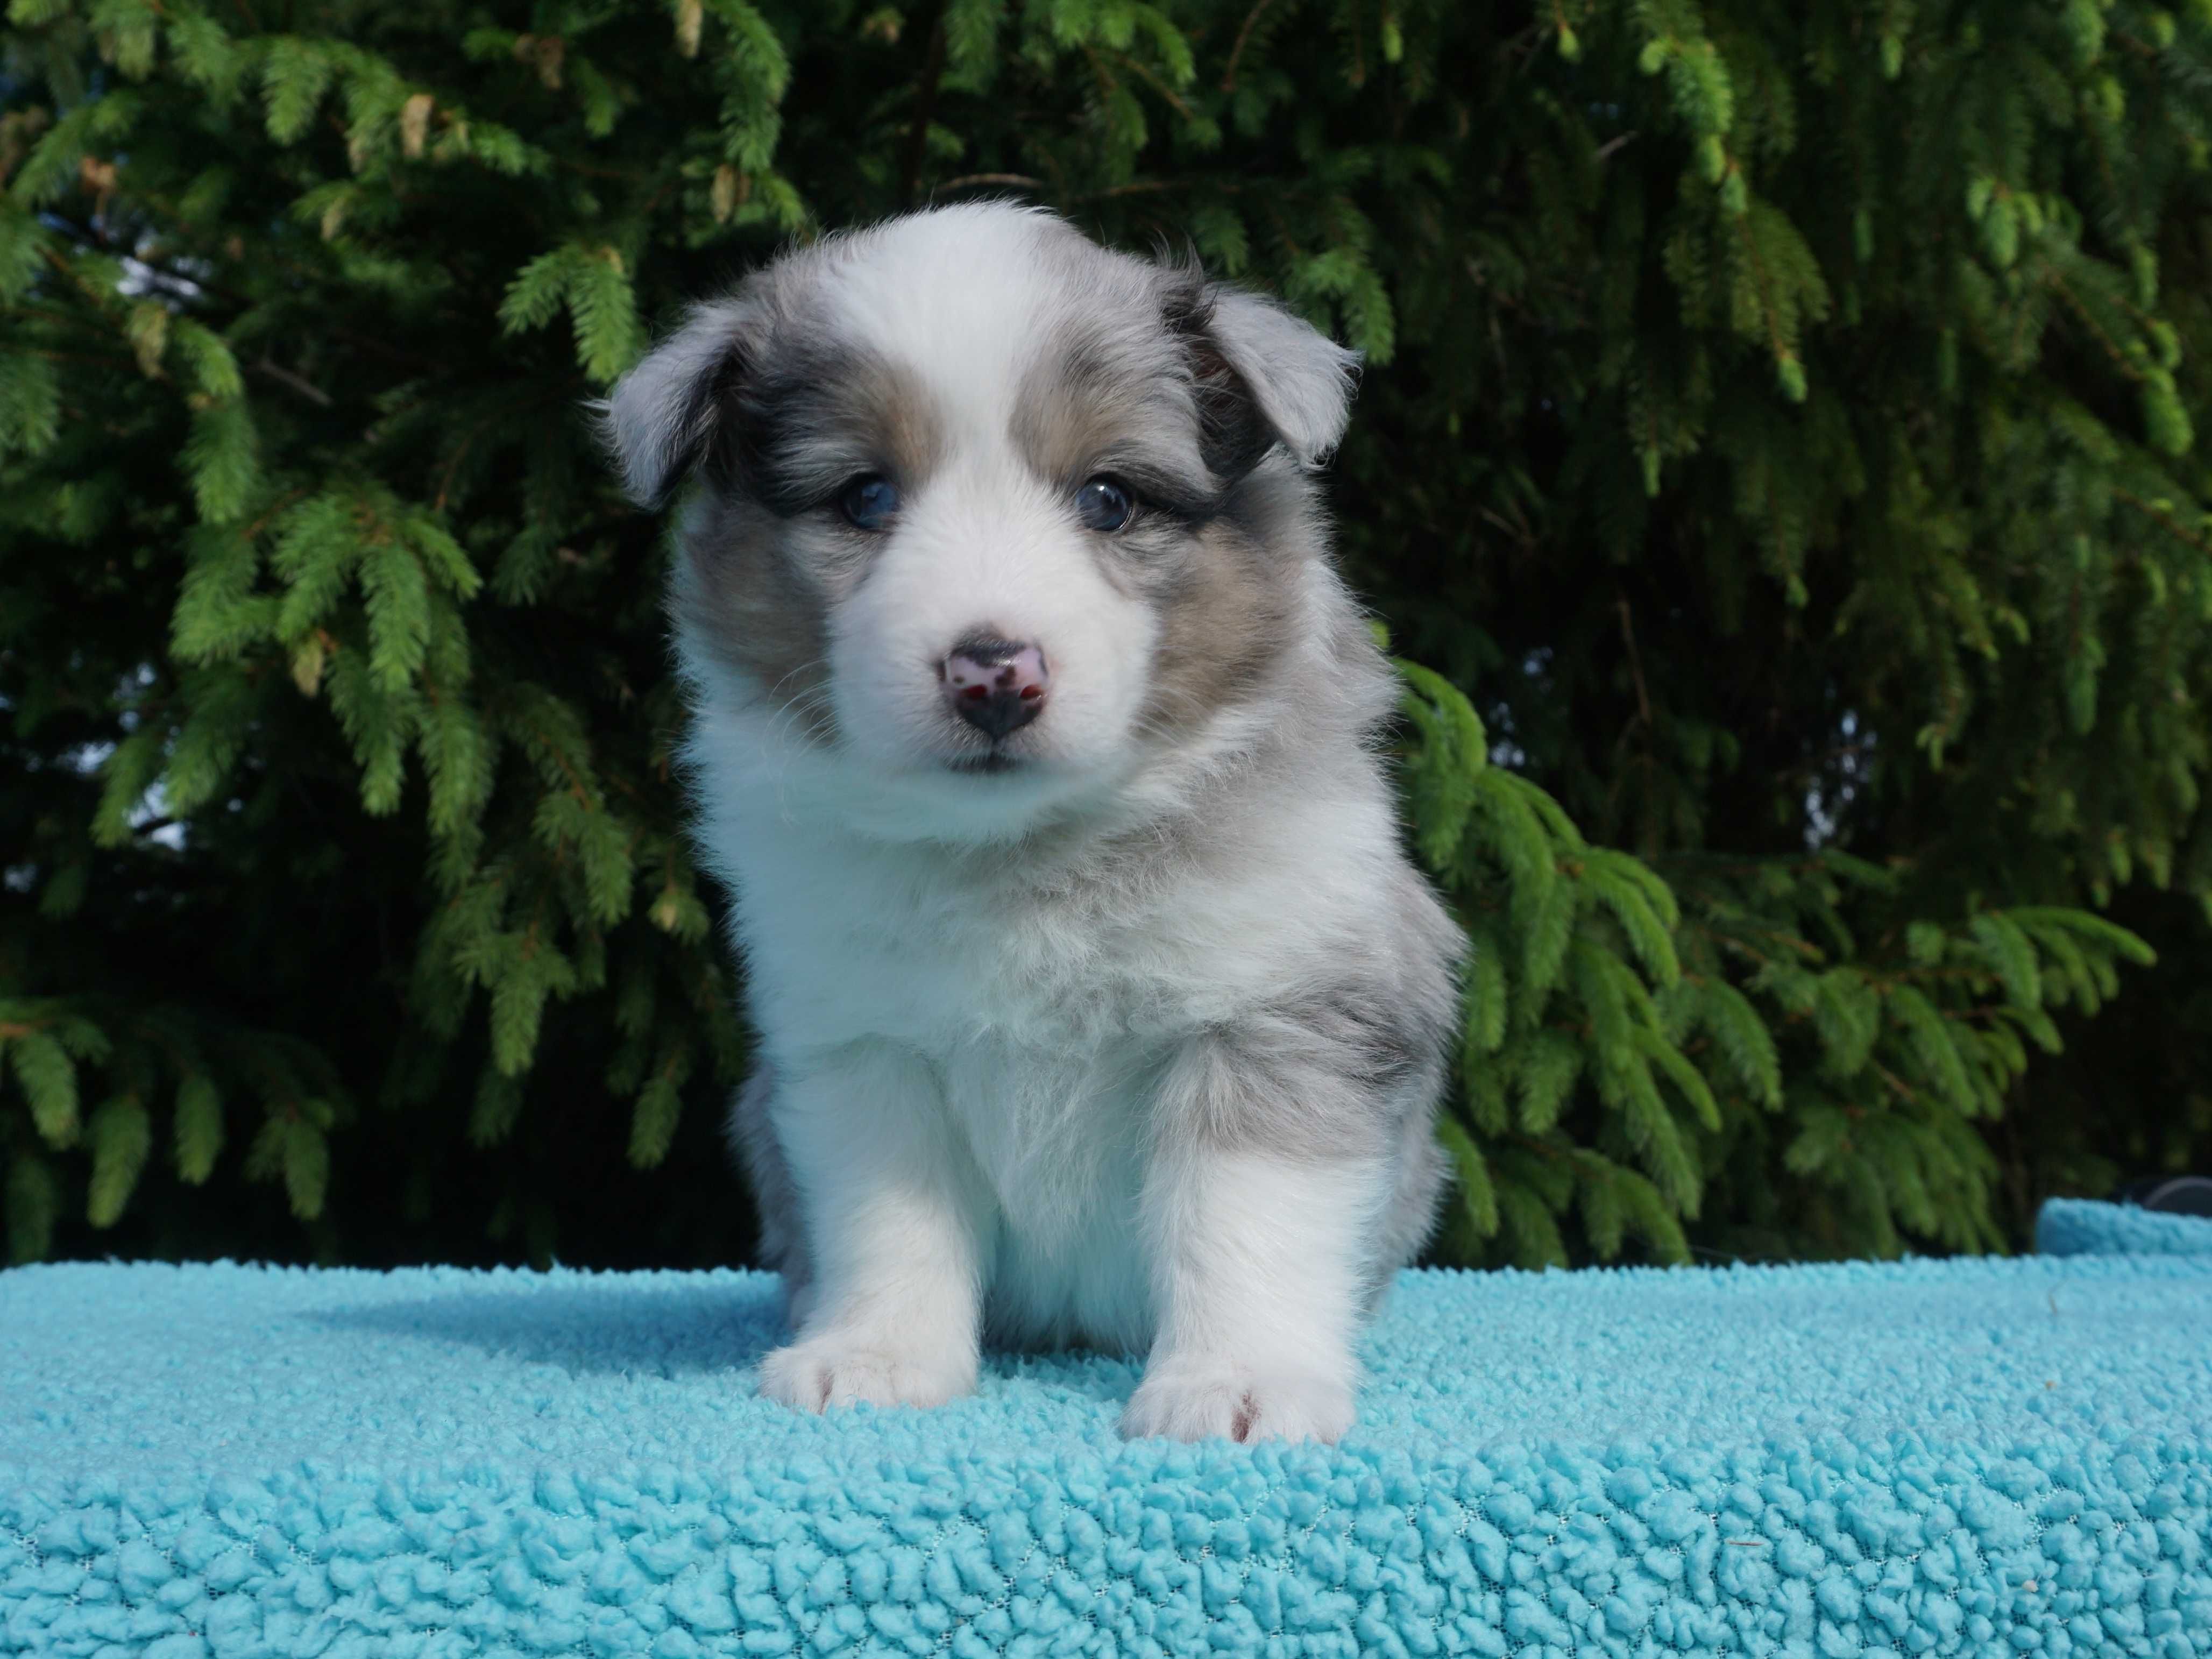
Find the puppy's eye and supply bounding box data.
[838,474,901,530]
[1074,477,1134,533]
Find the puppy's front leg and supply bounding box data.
[756,1043,987,1413]
[1123,1036,1384,1445]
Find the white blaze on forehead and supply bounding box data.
[818,204,1074,447]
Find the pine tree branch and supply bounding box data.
[2114,486,2212,554]
[2046,271,2143,384]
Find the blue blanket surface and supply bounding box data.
[4,1200,2210,1657]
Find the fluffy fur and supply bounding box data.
[602,203,1463,1443]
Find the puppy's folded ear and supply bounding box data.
[599,297,755,508]
[1169,279,1362,481]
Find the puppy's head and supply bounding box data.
[605,203,1359,835]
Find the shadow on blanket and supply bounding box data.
[306,1279,786,1378]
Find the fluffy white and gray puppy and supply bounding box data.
[603,202,1462,1444]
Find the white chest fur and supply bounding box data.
[705,781,1180,1348]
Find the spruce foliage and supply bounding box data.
[2,0,2204,1270]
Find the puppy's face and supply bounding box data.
[606,205,1358,830]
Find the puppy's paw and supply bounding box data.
[1121,1356,1354,1445]
[757,1333,977,1413]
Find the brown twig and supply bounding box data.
[934,172,1045,195]
[1115,50,1193,120]
[1222,0,1281,93]
[1615,593,1655,731]
[250,356,332,407]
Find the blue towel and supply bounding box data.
[4,1203,2210,1656]
[2037,1195,2212,1258]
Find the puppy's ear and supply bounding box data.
[599,297,754,508]
[1169,279,1362,480]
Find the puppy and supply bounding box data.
[603,203,1462,1444]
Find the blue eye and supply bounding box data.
[839,474,900,530]
[1074,477,1133,533]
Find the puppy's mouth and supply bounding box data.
[944,751,1027,776]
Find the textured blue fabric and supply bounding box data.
[5,1253,2211,1657]
[2038,1196,2212,1259]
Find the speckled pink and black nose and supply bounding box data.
[941,637,1050,741]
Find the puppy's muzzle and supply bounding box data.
[942,636,1049,741]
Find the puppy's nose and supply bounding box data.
[942,637,1049,741]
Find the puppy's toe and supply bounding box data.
[757,1335,975,1413]
[1120,1367,1245,1441]
[1237,1372,1355,1444]
[1121,1357,1353,1445]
